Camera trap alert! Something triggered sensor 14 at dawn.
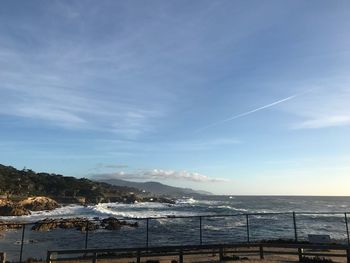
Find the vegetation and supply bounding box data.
[0,164,142,204]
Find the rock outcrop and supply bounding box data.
[0,220,24,233]
[101,217,138,230]
[32,218,99,231]
[31,217,138,232]
[0,196,60,216]
[18,196,60,211]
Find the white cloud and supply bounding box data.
[94,169,229,183]
[143,169,228,182]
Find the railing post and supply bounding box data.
[137,250,141,263]
[293,212,298,242]
[259,245,264,259]
[92,252,97,263]
[19,224,26,263]
[345,213,350,246]
[347,248,350,263]
[219,247,224,261]
[85,220,89,249]
[246,214,250,243]
[199,216,202,245]
[46,251,51,263]
[179,249,184,263]
[298,248,303,262]
[146,218,149,249]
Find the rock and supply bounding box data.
[31,218,58,231]
[101,217,138,230]
[101,217,122,230]
[0,196,59,216]
[128,222,139,227]
[0,221,7,232]
[32,218,99,232]
[19,197,60,211]
[30,217,137,232]
[0,220,24,233]
[0,198,9,206]
[0,204,31,216]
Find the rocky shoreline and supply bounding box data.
[0,195,174,217]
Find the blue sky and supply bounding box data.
[1,0,350,195]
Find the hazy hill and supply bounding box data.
[100,178,212,197]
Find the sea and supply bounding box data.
[1,196,350,261]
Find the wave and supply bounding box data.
[0,204,88,222]
[176,198,197,205]
[91,202,199,219]
[215,205,248,212]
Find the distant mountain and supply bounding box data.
[100,178,213,197]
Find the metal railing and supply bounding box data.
[1,211,350,262]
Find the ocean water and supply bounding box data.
[1,196,350,261]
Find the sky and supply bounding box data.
[0,0,350,195]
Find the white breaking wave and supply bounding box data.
[176,198,197,204]
[216,205,248,212]
[0,200,205,222]
[91,202,198,218]
[0,204,88,222]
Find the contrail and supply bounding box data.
[196,91,308,132]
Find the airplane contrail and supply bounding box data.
[196,91,309,132]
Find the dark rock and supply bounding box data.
[0,204,31,216]
[101,217,122,230]
[32,218,98,231]
[101,217,138,230]
[28,217,137,232]
[0,220,26,234]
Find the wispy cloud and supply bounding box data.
[292,115,350,129]
[284,85,350,129]
[94,169,229,183]
[89,163,129,171]
[0,1,301,139]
